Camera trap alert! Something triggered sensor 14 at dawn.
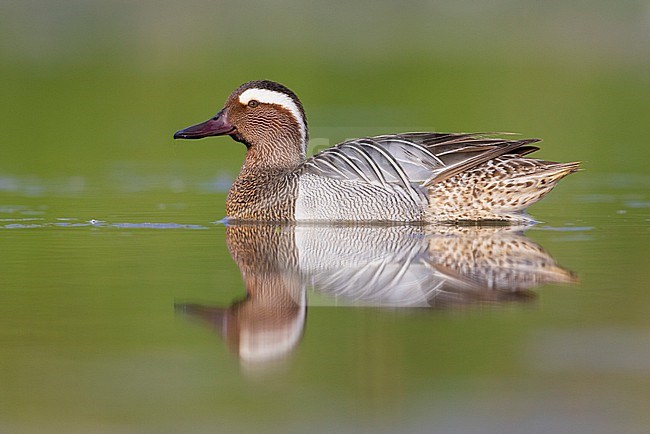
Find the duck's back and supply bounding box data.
[294,133,579,223]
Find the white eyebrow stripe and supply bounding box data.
[238,88,306,153]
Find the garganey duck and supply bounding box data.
[174,80,579,222]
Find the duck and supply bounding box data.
[174,80,579,223]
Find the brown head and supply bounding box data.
[174,80,308,168]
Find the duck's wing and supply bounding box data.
[302,133,541,188]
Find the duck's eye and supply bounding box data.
[247,100,259,108]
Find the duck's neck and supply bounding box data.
[227,140,302,220]
[241,138,305,173]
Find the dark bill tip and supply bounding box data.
[173,111,236,140]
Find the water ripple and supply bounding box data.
[0,219,210,230]
[535,226,594,232]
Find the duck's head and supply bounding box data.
[174,80,308,160]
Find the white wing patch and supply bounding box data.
[239,88,307,152]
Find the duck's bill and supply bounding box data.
[173,111,236,139]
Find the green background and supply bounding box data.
[1,1,649,431]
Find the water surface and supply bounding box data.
[1,2,648,429]
[1,170,648,432]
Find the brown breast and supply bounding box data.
[226,168,299,221]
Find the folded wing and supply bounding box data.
[302,133,541,192]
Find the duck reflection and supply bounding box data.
[177,223,576,368]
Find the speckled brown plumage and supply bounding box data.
[226,168,299,221]
[427,157,580,221]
